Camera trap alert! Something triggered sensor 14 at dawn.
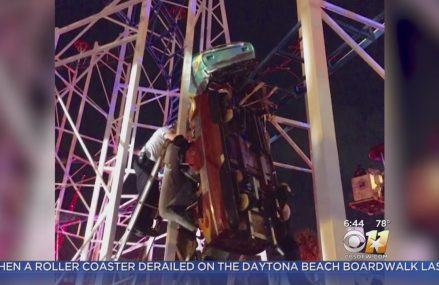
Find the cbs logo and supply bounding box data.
[343,228,366,253]
[344,228,389,254]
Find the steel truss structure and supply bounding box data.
[55,0,383,262]
[55,0,231,261]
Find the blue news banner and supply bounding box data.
[0,261,438,284]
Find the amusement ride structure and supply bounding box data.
[55,0,384,263]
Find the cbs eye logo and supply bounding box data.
[344,228,366,253]
[344,228,389,254]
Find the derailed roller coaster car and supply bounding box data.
[186,42,292,256]
[192,42,256,93]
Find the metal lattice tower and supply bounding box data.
[55,0,230,261]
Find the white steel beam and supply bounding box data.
[273,161,313,174]
[99,0,152,260]
[218,0,231,43]
[297,0,346,260]
[199,0,207,51]
[271,115,310,130]
[55,69,77,153]
[206,0,213,49]
[163,0,198,261]
[272,120,312,168]
[321,1,385,31]
[322,11,385,79]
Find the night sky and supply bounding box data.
[56,0,384,248]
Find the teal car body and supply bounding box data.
[191,42,255,95]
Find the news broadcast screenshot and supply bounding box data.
[0,0,438,284]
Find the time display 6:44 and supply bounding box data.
[344,220,364,227]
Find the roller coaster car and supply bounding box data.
[188,42,290,255]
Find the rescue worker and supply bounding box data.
[158,134,198,233]
[132,122,198,237]
[131,124,177,237]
